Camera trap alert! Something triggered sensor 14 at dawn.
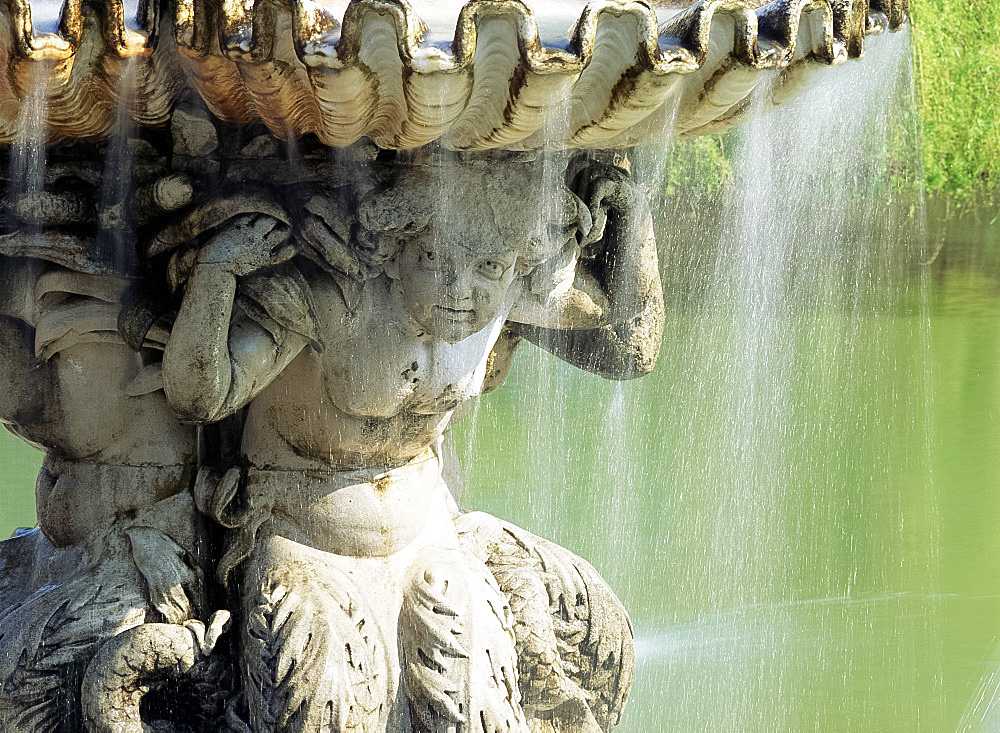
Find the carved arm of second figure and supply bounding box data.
[161,213,305,424]
[0,229,212,730]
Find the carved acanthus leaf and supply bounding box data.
[499,526,634,731]
[243,575,384,731]
[457,513,634,732]
[401,552,528,732]
[0,575,148,732]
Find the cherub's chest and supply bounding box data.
[321,316,502,419]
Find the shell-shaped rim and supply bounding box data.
[0,0,909,148]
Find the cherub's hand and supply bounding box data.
[167,246,199,293]
[570,162,642,247]
[197,213,295,277]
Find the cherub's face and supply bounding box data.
[394,230,519,343]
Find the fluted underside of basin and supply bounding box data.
[0,0,908,149]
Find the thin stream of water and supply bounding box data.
[99,58,139,273]
[9,65,50,235]
[524,88,578,528]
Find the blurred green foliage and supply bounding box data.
[659,3,999,210]
[911,0,1000,207]
[661,135,732,202]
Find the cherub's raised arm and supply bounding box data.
[162,215,307,423]
[509,163,660,332]
[505,162,665,378]
[516,285,664,379]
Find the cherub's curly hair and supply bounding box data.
[355,156,591,276]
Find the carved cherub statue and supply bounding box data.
[161,152,661,731]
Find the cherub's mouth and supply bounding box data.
[433,305,474,320]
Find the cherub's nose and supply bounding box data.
[439,264,472,300]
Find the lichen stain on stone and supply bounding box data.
[372,474,391,497]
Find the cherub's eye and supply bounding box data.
[420,248,436,264]
[478,260,504,280]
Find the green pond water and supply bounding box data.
[1,204,998,729]
[453,203,999,729]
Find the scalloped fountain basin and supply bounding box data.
[0,0,907,148]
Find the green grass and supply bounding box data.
[909,0,1000,206]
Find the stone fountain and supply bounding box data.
[0,0,907,730]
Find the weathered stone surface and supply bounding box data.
[171,109,219,159]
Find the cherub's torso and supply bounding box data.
[0,260,195,463]
[245,271,512,469]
